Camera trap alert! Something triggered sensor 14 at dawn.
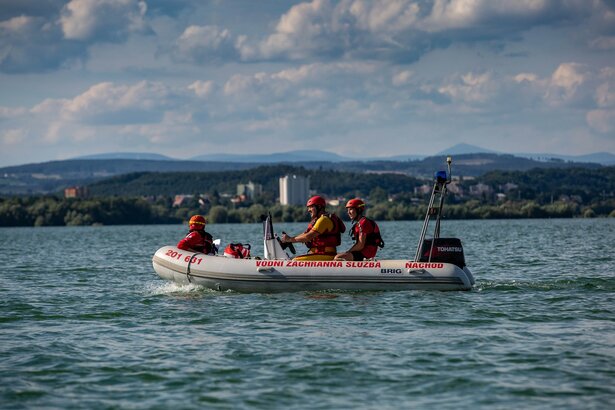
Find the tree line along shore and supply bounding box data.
[1,166,614,227]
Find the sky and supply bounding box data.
[0,0,614,167]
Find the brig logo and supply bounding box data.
[380,268,402,274]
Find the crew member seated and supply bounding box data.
[281,195,345,261]
[177,215,216,254]
[335,198,384,261]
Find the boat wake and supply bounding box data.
[144,281,210,296]
[476,277,615,292]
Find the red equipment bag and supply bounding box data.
[223,243,251,259]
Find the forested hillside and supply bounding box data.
[87,165,421,198]
[1,166,613,226]
[0,153,601,195]
[480,167,615,203]
[86,165,615,201]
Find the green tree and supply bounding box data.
[369,187,389,203]
[208,206,228,223]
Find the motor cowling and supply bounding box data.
[419,238,466,268]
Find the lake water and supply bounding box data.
[1,219,614,409]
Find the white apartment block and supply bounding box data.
[279,175,310,205]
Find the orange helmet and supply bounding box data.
[188,215,206,230]
[306,195,326,208]
[346,198,365,209]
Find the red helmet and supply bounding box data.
[306,195,326,208]
[346,198,365,209]
[188,215,206,230]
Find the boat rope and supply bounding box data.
[186,252,198,283]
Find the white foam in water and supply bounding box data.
[145,281,203,295]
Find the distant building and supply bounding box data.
[448,181,464,197]
[500,182,519,192]
[469,183,493,196]
[414,184,432,195]
[279,175,310,205]
[173,194,193,207]
[64,186,88,198]
[237,181,263,200]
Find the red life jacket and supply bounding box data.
[304,213,346,254]
[223,243,251,259]
[178,229,214,254]
[350,216,384,258]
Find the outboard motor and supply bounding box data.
[419,237,466,268]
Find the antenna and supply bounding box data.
[414,157,453,262]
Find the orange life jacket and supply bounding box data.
[304,213,346,254]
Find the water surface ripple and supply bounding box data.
[1,219,614,409]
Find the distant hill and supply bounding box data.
[436,143,497,156]
[56,146,615,165]
[434,144,615,165]
[0,153,603,195]
[516,151,615,166]
[190,149,353,163]
[0,159,261,195]
[73,152,177,161]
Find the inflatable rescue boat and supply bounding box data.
[152,157,475,292]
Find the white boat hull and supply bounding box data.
[152,246,474,292]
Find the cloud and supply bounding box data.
[438,71,496,105]
[0,0,151,73]
[551,63,586,90]
[172,25,239,63]
[248,0,339,60]
[544,63,592,106]
[595,81,615,108]
[0,15,85,73]
[62,81,173,124]
[586,109,615,133]
[29,81,177,134]
[514,73,539,83]
[510,63,615,111]
[18,59,611,151]
[231,0,610,64]
[59,0,149,41]
[3,50,613,165]
[0,105,27,119]
[241,0,427,62]
[116,110,198,145]
[1,128,26,145]
[586,67,615,133]
[392,70,413,86]
[0,0,66,21]
[220,62,382,118]
[3,0,613,75]
[188,80,215,98]
[419,0,590,32]
[506,63,615,134]
[588,36,615,50]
